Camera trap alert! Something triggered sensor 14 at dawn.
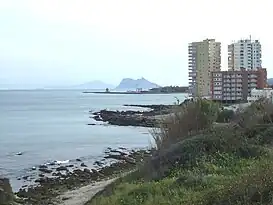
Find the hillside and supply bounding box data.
[88,99,273,205]
[115,77,160,90]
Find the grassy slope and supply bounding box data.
[89,157,273,205]
[87,100,273,205]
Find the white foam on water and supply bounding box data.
[55,160,70,165]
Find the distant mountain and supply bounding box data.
[268,78,273,85]
[70,80,115,90]
[115,77,160,90]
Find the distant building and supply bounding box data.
[211,68,267,103]
[228,38,262,71]
[136,88,142,93]
[188,39,221,98]
[247,88,273,103]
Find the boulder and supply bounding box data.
[56,166,68,172]
[39,168,53,173]
[83,168,91,173]
[39,165,48,169]
[38,174,45,178]
[52,172,62,177]
[93,160,104,167]
[22,176,29,180]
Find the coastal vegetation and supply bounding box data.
[88,99,273,205]
[0,178,15,205]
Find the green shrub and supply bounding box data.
[153,98,219,149]
[245,125,273,145]
[201,159,273,205]
[89,155,273,205]
[217,109,235,123]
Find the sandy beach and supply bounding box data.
[55,178,117,205]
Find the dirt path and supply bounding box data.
[55,178,117,205]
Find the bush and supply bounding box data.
[89,155,273,205]
[153,99,219,149]
[233,100,273,129]
[144,125,269,181]
[216,109,235,123]
[202,159,273,205]
[144,100,273,187]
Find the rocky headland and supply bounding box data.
[91,104,176,127]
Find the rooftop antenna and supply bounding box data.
[250,34,252,41]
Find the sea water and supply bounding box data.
[0,90,186,190]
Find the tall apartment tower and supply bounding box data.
[228,38,262,71]
[188,39,221,97]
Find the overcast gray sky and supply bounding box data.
[0,0,272,89]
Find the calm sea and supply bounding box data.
[0,90,186,190]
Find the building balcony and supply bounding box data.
[188,66,196,70]
[249,75,257,78]
[188,78,196,82]
[188,71,196,76]
[223,97,232,100]
[248,84,257,88]
[213,89,222,92]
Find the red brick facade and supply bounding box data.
[256,68,267,89]
[211,68,267,102]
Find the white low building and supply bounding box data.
[247,88,273,103]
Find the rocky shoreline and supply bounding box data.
[2,103,178,205]
[91,104,175,127]
[11,147,152,204]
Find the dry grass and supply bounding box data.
[233,98,273,129]
[152,99,219,150]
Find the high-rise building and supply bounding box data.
[188,39,221,97]
[228,38,262,71]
